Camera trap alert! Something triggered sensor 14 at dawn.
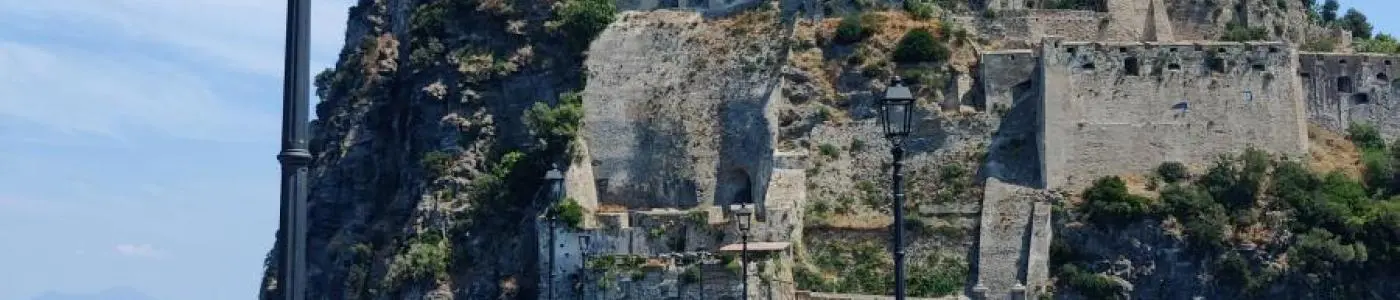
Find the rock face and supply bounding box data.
[579,10,784,212]
[260,0,1400,299]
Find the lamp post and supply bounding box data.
[729,202,754,300]
[275,0,312,299]
[879,76,914,300]
[545,164,565,300]
[578,234,591,300]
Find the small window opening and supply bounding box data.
[1386,60,1393,66]
[1217,48,1227,53]
[1379,73,1390,81]
[1169,47,1178,52]
[1082,62,1097,70]
[1269,47,1279,53]
[1337,76,1353,92]
[1340,60,1348,64]
[1119,47,1128,53]
[1352,93,1371,105]
[1195,45,1205,51]
[1209,58,1227,73]
[1124,57,1141,75]
[1026,1,1034,8]
[1068,47,1078,54]
[1300,72,1311,78]
[1252,64,1266,71]
[1167,63,1182,70]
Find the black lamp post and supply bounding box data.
[880,76,914,300]
[275,0,312,299]
[729,202,754,300]
[545,164,565,300]
[578,234,591,300]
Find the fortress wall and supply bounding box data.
[1039,39,1308,190]
[981,50,1038,111]
[956,10,1107,45]
[1299,53,1400,138]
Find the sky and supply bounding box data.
[0,0,1395,300]
[0,0,353,299]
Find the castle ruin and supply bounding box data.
[536,0,1400,299]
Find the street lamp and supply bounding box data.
[578,234,592,300]
[728,202,754,300]
[545,164,565,300]
[880,76,914,300]
[275,0,312,299]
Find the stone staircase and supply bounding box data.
[972,178,1052,300]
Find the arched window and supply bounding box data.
[1337,76,1353,93]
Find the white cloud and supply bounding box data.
[0,0,353,77]
[114,243,165,258]
[0,41,279,142]
[0,0,355,142]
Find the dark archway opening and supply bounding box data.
[1338,76,1354,93]
[718,169,753,206]
[1124,57,1140,76]
[1352,93,1371,105]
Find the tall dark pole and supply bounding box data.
[276,0,312,300]
[741,229,749,300]
[545,165,564,300]
[880,76,913,300]
[891,145,906,300]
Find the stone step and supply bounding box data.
[974,178,1037,300]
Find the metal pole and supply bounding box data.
[892,144,906,300]
[741,230,749,300]
[549,215,557,300]
[276,0,312,299]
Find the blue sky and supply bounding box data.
[0,0,352,299]
[0,0,1395,300]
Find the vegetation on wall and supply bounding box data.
[893,28,951,63]
[553,0,618,50]
[798,239,966,297]
[1059,131,1400,298]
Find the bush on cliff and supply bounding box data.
[554,0,617,50]
[834,14,871,44]
[893,28,949,63]
[1081,176,1156,226]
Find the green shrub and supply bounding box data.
[680,267,701,284]
[1057,264,1123,299]
[554,198,585,229]
[834,14,870,44]
[1156,161,1190,184]
[1347,123,1386,150]
[1221,21,1270,41]
[903,0,936,20]
[819,143,841,158]
[554,0,617,50]
[1081,176,1156,226]
[907,254,967,297]
[893,28,950,63]
[524,92,585,150]
[421,150,455,176]
[384,236,451,286]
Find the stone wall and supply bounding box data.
[979,50,1038,111]
[1298,52,1400,138]
[583,251,796,300]
[955,10,1109,45]
[1038,38,1308,190]
[580,11,782,210]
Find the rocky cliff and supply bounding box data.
[259,0,1398,299]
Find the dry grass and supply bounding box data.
[813,212,892,229]
[1119,173,1162,199]
[1307,124,1364,179]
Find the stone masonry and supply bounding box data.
[1038,38,1309,191]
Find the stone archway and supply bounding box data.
[717,168,753,206]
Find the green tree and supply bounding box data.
[893,28,950,63]
[1340,8,1374,39]
[1320,0,1339,23]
